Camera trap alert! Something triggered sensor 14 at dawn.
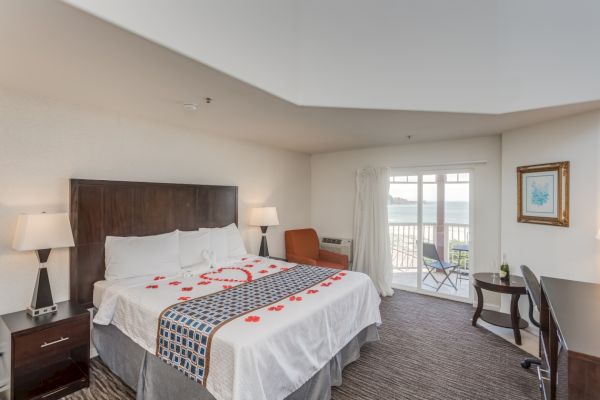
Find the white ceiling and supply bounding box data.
[1,1,599,154]
[63,0,600,114]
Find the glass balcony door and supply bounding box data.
[389,171,472,300]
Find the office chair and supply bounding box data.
[520,265,542,369]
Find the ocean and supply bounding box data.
[388,201,469,224]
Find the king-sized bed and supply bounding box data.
[70,179,381,400]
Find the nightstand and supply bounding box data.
[0,301,89,400]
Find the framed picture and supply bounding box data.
[517,161,569,227]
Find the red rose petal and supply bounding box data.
[223,285,233,289]
[197,281,210,285]
[321,282,332,287]
[154,276,165,281]
[146,285,158,289]
[181,287,193,292]
[281,267,289,271]
[307,289,319,294]
[259,270,268,274]
[178,296,191,301]
[253,259,261,263]
[269,265,278,268]
[245,315,260,322]
[169,281,181,286]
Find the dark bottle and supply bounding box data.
[500,262,510,281]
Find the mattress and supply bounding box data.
[93,256,381,400]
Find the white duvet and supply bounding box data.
[94,256,382,400]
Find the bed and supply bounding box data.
[70,179,381,400]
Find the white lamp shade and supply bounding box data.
[249,207,279,227]
[13,212,75,251]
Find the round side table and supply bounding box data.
[472,272,529,345]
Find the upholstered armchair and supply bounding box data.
[284,228,349,270]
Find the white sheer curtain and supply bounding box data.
[352,167,394,296]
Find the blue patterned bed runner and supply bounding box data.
[156,265,339,385]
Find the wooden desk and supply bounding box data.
[472,272,528,345]
[539,277,600,399]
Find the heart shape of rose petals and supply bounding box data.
[181,287,193,292]
[178,296,191,301]
[307,289,319,294]
[245,315,260,322]
[321,282,332,287]
[200,267,253,283]
[169,281,181,286]
[146,285,158,289]
[154,276,165,281]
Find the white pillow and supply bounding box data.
[105,231,180,281]
[178,230,213,271]
[222,223,247,257]
[201,227,229,262]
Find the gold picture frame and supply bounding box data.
[517,161,569,227]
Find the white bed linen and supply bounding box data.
[93,256,381,400]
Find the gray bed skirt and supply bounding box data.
[92,323,379,400]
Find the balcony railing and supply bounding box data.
[389,223,469,271]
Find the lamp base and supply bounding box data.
[29,262,56,318]
[27,304,57,317]
[259,226,269,258]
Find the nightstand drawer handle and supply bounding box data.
[40,336,70,348]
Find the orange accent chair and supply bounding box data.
[285,228,349,270]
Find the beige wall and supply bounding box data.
[310,135,502,304]
[0,88,311,314]
[501,111,600,284]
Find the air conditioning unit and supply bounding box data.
[320,237,353,263]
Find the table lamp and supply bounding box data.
[249,207,279,257]
[12,212,75,317]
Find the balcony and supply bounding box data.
[390,222,470,298]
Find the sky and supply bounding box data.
[389,174,470,202]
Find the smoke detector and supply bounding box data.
[183,103,199,112]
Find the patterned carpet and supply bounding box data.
[64,290,538,400]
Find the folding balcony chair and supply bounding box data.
[422,242,459,292]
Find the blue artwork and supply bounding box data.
[530,181,550,206]
[518,161,569,226]
[525,173,556,216]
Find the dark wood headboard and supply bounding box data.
[69,179,238,308]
